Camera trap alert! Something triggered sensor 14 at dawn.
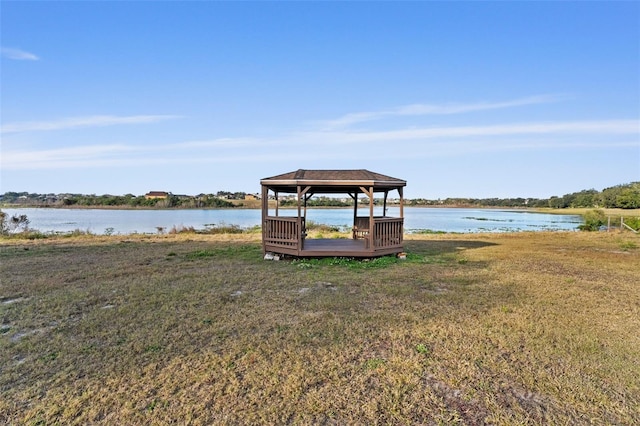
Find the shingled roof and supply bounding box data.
[261,169,406,193]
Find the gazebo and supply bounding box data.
[261,169,406,258]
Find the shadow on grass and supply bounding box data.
[403,239,498,256]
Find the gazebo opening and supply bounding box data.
[261,169,406,258]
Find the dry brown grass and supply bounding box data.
[1,231,638,424]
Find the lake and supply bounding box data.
[2,207,582,235]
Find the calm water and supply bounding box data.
[2,207,582,235]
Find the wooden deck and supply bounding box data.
[264,238,403,258]
[302,238,368,257]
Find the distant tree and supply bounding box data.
[616,184,640,209]
[600,182,640,208]
[571,189,599,208]
[529,199,549,208]
[62,197,77,206]
[561,193,575,208]
[308,196,353,207]
[548,196,564,209]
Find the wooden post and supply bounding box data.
[353,192,358,229]
[261,184,268,254]
[368,186,374,251]
[296,186,302,255]
[398,187,404,219]
[383,190,388,217]
[261,185,268,219]
[300,186,312,236]
[349,192,358,240]
[359,186,375,250]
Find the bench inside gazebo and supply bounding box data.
[261,169,406,258]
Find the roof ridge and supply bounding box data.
[362,169,375,179]
[261,169,406,186]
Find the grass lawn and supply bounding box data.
[1,231,639,424]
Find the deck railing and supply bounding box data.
[373,217,404,249]
[354,216,404,249]
[264,215,403,256]
[263,216,304,250]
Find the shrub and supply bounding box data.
[201,224,244,234]
[0,209,30,235]
[578,209,606,231]
[63,229,94,237]
[306,220,341,232]
[168,225,197,234]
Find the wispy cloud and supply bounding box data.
[305,119,639,144]
[2,144,138,169]
[1,142,294,170]
[1,47,39,61]
[170,138,262,149]
[3,119,637,171]
[1,115,182,134]
[322,94,570,129]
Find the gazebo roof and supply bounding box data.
[261,169,406,194]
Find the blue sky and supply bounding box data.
[1,1,638,199]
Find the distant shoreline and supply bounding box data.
[3,203,639,217]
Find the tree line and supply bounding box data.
[546,182,639,209]
[0,193,236,208]
[409,182,639,209]
[1,182,638,209]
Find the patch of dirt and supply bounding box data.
[424,374,490,425]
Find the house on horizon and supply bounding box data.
[145,191,170,200]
